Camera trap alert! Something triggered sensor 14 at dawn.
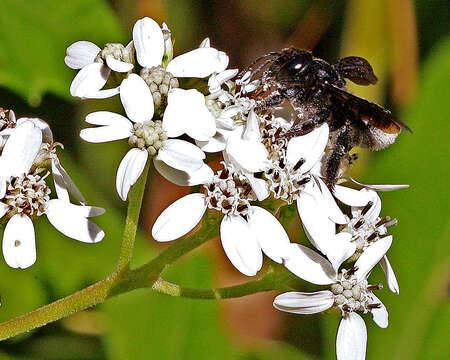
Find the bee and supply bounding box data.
[239,48,412,186]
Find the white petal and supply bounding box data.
[220,215,262,276]
[199,37,210,48]
[154,160,213,186]
[80,112,132,143]
[351,189,382,222]
[286,124,329,172]
[46,200,104,243]
[152,193,206,242]
[163,89,216,141]
[327,232,356,272]
[380,255,399,294]
[336,313,367,360]
[161,22,173,62]
[157,139,205,172]
[16,117,53,144]
[52,158,86,205]
[0,121,42,177]
[116,148,148,201]
[273,291,334,314]
[350,177,410,191]
[166,48,229,78]
[354,236,393,282]
[0,178,6,198]
[195,129,228,152]
[284,244,336,285]
[226,139,270,173]
[334,185,373,207]
[247,206,291,263]
[70,62,110,98]
[105,55,134,73]
[296,188,335,254]
[316,178,347,224]
[246,175,269,201]
[0,202,8,219]
[216,107,241,130]
[215,68,239,84]
[120,74,154,123]
[3,214,36,269]
[133,17,164,68]
[243,110,261,142]
[65,41,100,69]
[369,294,389,328]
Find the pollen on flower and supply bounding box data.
[95,43,133,66]
[261,116,310,204]
[2,173,51,220]
[343,201,398,257]
[128,120,167,156]
[330,271,382,315]
[140,66,179,108]
[203,163,256,217]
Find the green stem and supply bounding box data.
[115,162,150,273]
[152,268,296,299]
[0,204,293,341]
[0,275,117,340]
[0,211,221,341]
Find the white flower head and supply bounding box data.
[133,17,228,78]
[274,240,392,359]
[0,121,105,269]
[152,162,291,276]
[334,185,401,293]
[65,40,134,99]
[80,74,213,200]
[262,118,330,204]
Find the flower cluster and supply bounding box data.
[65,16,409,360]
[0,113,105,269]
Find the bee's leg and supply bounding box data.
[254,91,284,111]
[284,109,331,139]
[325,125,352,188]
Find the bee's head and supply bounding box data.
[274,50,314,84]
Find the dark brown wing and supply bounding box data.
[325,83,412,133]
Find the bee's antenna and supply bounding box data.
[237,51,280,80]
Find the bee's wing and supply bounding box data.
[325,84,412,134]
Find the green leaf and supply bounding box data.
[0,0,125,105]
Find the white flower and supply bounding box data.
[334,186,403,294]
[152,163,291,276]
[65,41,134,99]
[80,74,213,200]
[264,122,330,204]
[274,238,392,360]
[133,17,228,77]
[0,121,105,269]
[134,17,230,142]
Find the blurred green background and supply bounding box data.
[0,0,448,359]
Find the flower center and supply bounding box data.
[140,66,179,109]
[95,43,133,66]
[1,173,51,219]
[128,120,167,156]
[330,270,382,315]
[204,163,256,217]
[343,201,398,253]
